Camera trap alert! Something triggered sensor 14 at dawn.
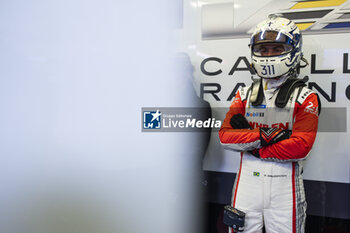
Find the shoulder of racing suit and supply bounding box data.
[295,86,321,115]
[237,85,250,103]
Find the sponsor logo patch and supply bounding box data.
[251,104,267,109]
[304,101,319,115]
[246,112,265,117]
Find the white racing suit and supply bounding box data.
[219,78,320,233]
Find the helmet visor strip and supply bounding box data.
[252,43,293,57]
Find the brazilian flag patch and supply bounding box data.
[253,172,260,177]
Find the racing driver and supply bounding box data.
[219,15,320,233]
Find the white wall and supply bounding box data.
[0,1,201,233]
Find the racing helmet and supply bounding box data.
[249,15,302,79]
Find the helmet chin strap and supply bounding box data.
[260,68,298,81]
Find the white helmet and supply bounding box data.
[249,15,302,79]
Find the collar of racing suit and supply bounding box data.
[262,75,289,100]
[263,75,289,91]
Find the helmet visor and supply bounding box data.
[252,43,293,57]
[250,30,292,45]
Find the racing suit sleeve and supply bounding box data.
[219,91,260,152]
[259,93,319,161]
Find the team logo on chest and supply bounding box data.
[248,122,290,130]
